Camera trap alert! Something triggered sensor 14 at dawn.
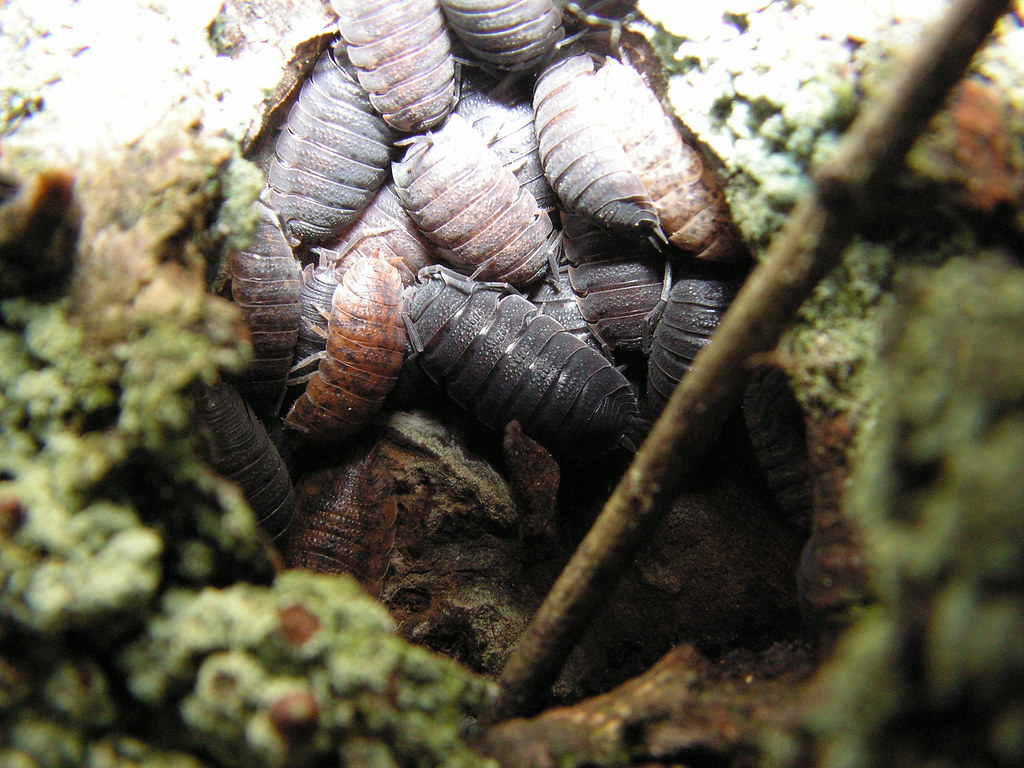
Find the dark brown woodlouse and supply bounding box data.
[645,271,739,417]
[597,56,748,262]
[404,264,641,454]
[194,382,296,540]
[285,252,406,443]
[561,211,665,355]
[283,443,397,597]
[313,181,439,287]
[456,69,558,214]
[229,200,302,411]
[392,114,557,287]
[528,259,608,355]
[331,0,457,133]
[266,44,398,246]
[439,0,564,72]
[742,365,814,531]
[533,48,661,242]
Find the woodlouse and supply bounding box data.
[285,253,406,443]
[439,0,564,72]
[645,271,739,417]
[289,262,341,388]
[229,200,302,411]
[528,259,608,355]
[313,181,438,287]
[456,69,558,213]
[561,211,665,355]
[742,365,814,531]
[405,265,641,454]
[283,443,397,597]
[266,44,397,246]
[331,0,457,132]
[533,48,661,242]
[195,382,296,540]
[596,56,748,262]
[392,114,556,287]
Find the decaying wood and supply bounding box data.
[483,0,1017,723]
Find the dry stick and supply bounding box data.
[483,0,1015,724]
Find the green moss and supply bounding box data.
[119,573,495,768]
[811,255,1024,768]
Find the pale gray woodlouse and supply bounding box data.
[392,114,557,287]
[439,0,564,72]
[331,0,458,132]
[266,44,398,246]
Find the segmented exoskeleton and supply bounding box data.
[596,56,748,262]
[645,271,739,416]
[439,0,563,72]
[456,68,558,213]
[529,259,607,355]
[229,200,302,412]
[289,262,341,388]
[195,382,296,540]
[405,265,641,453]
[313,182,438,287]
[331,0,457,132]
[533,48,661,241]
[283,443,397,597]
[392,114,556,287]
[742,365,814,531]
[285,253,406,443]
[561,211,665,355]
[266,44,397,246]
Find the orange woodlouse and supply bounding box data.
[283,443,397,597]
[284,252,406,444]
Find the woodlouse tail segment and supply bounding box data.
[283,442,397,598]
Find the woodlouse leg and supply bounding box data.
[642,259,673,354]
[322,226,398,264]
[402,310,425,355]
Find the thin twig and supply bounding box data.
[482,0,1015,724]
